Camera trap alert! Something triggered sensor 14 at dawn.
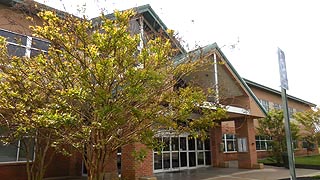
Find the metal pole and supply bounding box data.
[281,88,296,180]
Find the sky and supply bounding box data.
[36,0,320,106]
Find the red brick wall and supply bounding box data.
[223,152,238,161]
[121,143,153,180]
[0,152,82,180]
[0,163,28,180]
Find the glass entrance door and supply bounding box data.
[153,134,211,173]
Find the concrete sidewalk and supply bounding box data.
[155,166,320,180]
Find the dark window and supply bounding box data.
[153,153,162,170]
[180,137,186,151]
[31,38,50,51]
[205,151,211,165]
[188,137,195,150]
[163,137,170,151]
[197,152,204,165]
[163,153,170,169]
[0,29,27,45]
[7,44,26,56]
[180,152,187,167]
[172,152,179,168]
[204,138,210,150]
[188,152,196,167]
[197,139,203,150]
[171,137,179,151]
[255,135,272,151]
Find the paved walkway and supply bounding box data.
[155,166,320,180]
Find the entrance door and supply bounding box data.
[153,134,211,173]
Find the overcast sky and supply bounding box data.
[36,0,320,106]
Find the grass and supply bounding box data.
[259,155,320,166]
[295,155,320,165]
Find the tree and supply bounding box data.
[256,109,299,165]
[0,36,75,180]
[294,108,320,154]
[0,9,226,180]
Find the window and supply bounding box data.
[0,138,34,163]
[255,135,272,151]
[293,139,298,149]
[289,108,294,118]
[302,139,315,150]
[259,99,269,112]
[153,135,211,172]
[0,28,50,58]
[237,138,248,152]
[273,103,282,110]
[222,134,237,152]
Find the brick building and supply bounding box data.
[0,1,317,180]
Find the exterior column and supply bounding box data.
[210,122,225,167]
[121,143,154,180]
[235,117,258,169]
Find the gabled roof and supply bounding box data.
[244,78,316,107]
[91,4,186,54]
[0,0,68,18]
[176,42,268,116]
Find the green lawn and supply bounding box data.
[259,155,320,166]
[295,155,320,165]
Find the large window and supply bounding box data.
[259,99,269,112]
[302,139,315,150]
[222,134,237,152]
[0,28,49,58]
[0,28,46,163]
[0,138,34,163]
[255,135,272,151]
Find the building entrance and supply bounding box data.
[153,134,211,173]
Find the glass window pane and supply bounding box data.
[30,49,41,57]
[226,134,234,139]
[267,141,273,150]
[205,151,211,165]
[0,141,18,162]
[163,153,170,169]
[18,138,34,161]
[197,152,204,165]
[204,138,210,150]
[163,137,170,151]
[260,141,266,150]
[0,30,27,45]
[197,139,203,150]
[256,140,261,150]
[171,137,179,151]
[7,44,26,57]
[227,140,235,151]
[189,152,196,167]
[180,137,186,151]
[153,153,162,170]
[188,137,195,150]
[31,38,50,51]
[172,152,179,168]
[180,152,187,167]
